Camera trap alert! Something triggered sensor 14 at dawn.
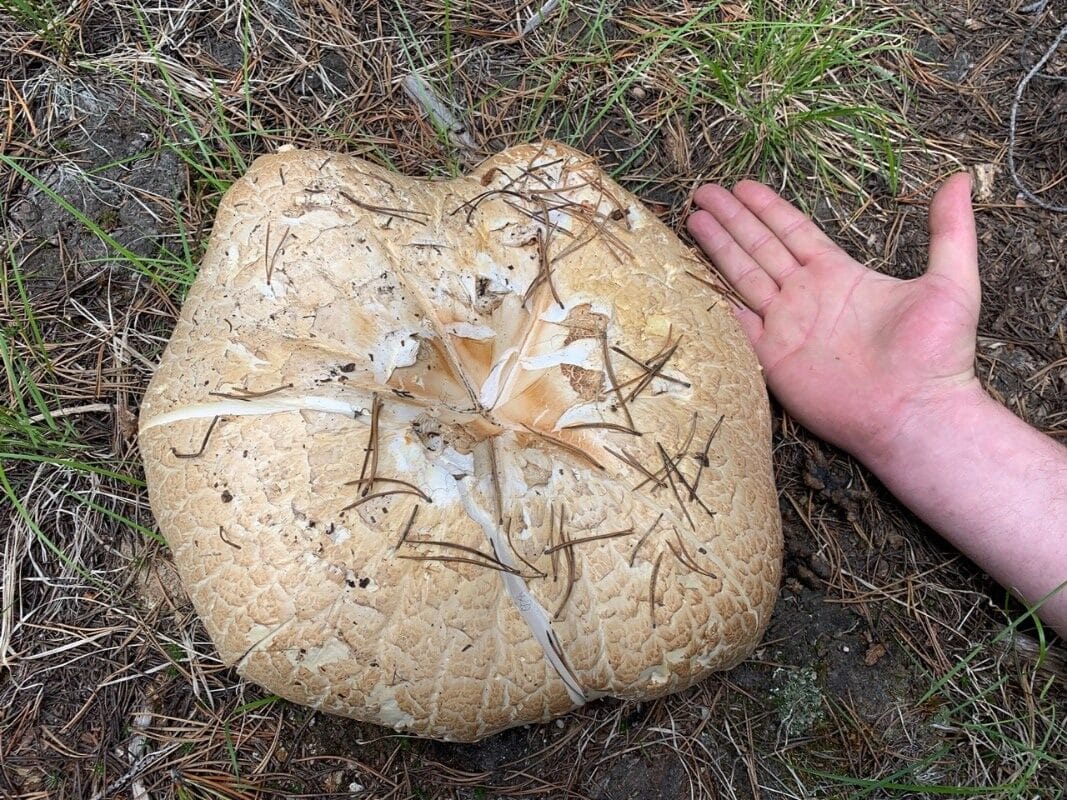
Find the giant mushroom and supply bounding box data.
[139,143,782,742]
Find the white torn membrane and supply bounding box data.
[478,347,518,408]
[537,295,612,325]
[445,322,496,340]
[385,434,469,506]
[371,330,421,384]
[140,395,367,431]
[456,476,591,706]
[224,341,269,368]
[518,338,597,371]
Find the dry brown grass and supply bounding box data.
[1,1,1064,798]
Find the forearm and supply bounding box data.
[861,384,1067,637]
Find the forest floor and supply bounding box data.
[1,1,1065,798]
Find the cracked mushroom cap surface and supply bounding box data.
[139,143,782,742]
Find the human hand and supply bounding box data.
[686,174,983,462]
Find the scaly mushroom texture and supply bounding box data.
[139,143,782,742]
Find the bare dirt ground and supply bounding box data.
[1,1,1064,798]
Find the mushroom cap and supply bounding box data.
[139,143,782,742]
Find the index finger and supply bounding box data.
[732,181,840,264]
[693,183,801,284]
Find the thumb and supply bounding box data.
[925,172,980,302]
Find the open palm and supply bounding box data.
[687,175,981,458]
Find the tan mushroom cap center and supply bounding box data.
[384,287,635,468]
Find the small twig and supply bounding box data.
[538,226,563,309]
[450,188,530,223]
[501,198,578,241]
[669,541,719,584]
[218,526,240,549]
[626,337,683,404]
[171,416,221,459]
[552,207,632,265]
[543,527,633,555]
[401,73,478,152]
[1008,20,1067,212]
[487,437,504,524]
[685,269,748,311]
[521,227,563,309]
[397,554,520,575]
[554,505,577,619]
[650,421,718,519]
[658,442,696,530]
[524,180,595,197]
[27,402,112,424]
[345,476,428,495]
[356,394,382,496]
[670,530,717,579]
[544,628,583,701]
[649,551,664,628]
[604,445,664,489]
[622,339,675,406]
[264,223,291,285]
[500,154,564,191]
[339,189,429,224]
[548,505,559,582]
[506,517,547,578]
[351,167,397,191]
[611,344,690,388]
[669,464,718,519]
[208,383,294,401]
[522,425,605,470]
[405,538,520,575]
[560,421,642,436]
[394,505,420,550]
[601,333,635,431]
[634,413,699,491]
[519,0,560,36]
[341,487,430,512]
[678,413,700,460]
[629,513,664,567]
[691,415,725,500]
[263,221,271,283]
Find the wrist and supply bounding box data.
[856,378,992,476]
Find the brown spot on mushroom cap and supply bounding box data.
[138,143,782,742]
[561,303,609,344]
[561,363,603,401]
